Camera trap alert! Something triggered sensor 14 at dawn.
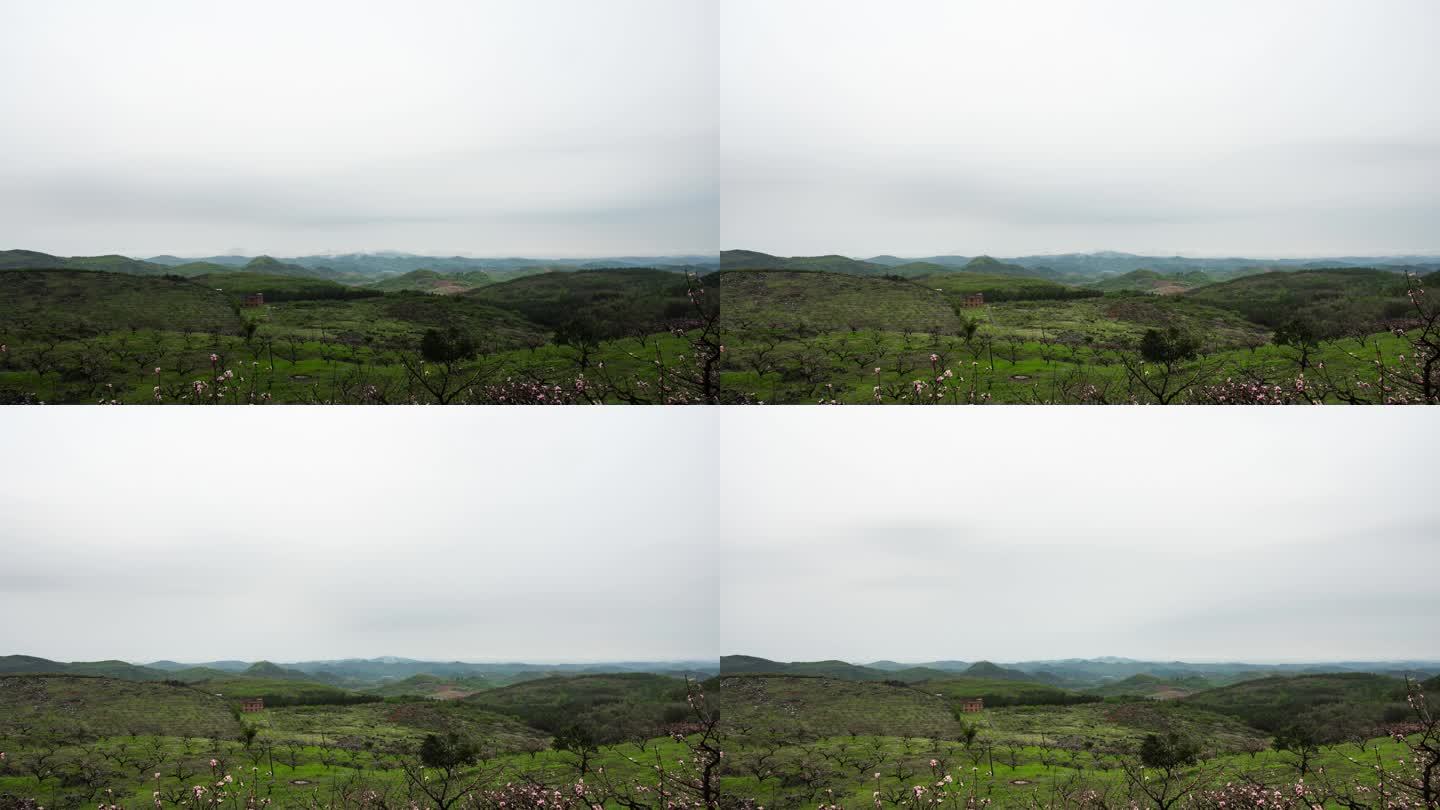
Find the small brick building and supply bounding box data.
[959,293,985,308]
[243,293,265,307]
[240,698,265,712]
[958,698,984,713]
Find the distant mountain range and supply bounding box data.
[0,249,718,286]
[722,655,1440,688]
[723,249,1440,285]
[0,654,719,688]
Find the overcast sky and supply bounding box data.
[718,408,1440,664]
[0,409,718,664]
[0,0,715,258]
[720,0,1440,258]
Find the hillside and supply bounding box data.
[720,249,887,275]
[0,270,243,338]
[0,249,168,275]
[720,674,962,739]
[0,655,168,680]
[1183,268,1426,334]
[720,270,961,334]
[962,661,1039,681]
[463,673,691,742]
[1085,673,1216,699]
[467,268,698,338]
[1090,269,1213,294]
[364,673,492,699]
[924,676,1097,708]
[257,700,550,754]
[193,271,379,302]
[367,269,493,294]
[919,272,1101,303]
[186,675,375,707]
[1182,673,1408,739]
[0,675,241,741]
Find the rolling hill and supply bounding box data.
[1182,673,1409,739]
[0,655,169,680]
[466,268,699,337]
[1090,269,1214,294]
[463,673,692,742]
[1183,268,1430,334]
[720,250,887,275]
[0,270,243,338]
[719,270,961,334]
[720,674,962,739]
[367,269,493,294]
[0,675,241,741]
[1085,673,1216,699]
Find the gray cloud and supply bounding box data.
[0,0,716,257]
[0,409,718,663]
[717,408,1440,663]
[720,0,1440,257]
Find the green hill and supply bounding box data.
[720,269,961,334]
[0,249,172,275]
[0,655,169,680]
[368,269,493,294]
[963,661,1038,681]
[720,655,895,680]
[466,268,697,338]
[1086,673,1215,699]
[720,250,887,275]
[463,673,691,743]
[364,673,493,699]
[958,255,1055,279]
[1182,673,1408,740]
[1183,268,1426,334]
[0,270,243,339]
[720,674,962,739]
[1091,269,1212,294]
[0,675,241,741]
[0,249,70,269]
